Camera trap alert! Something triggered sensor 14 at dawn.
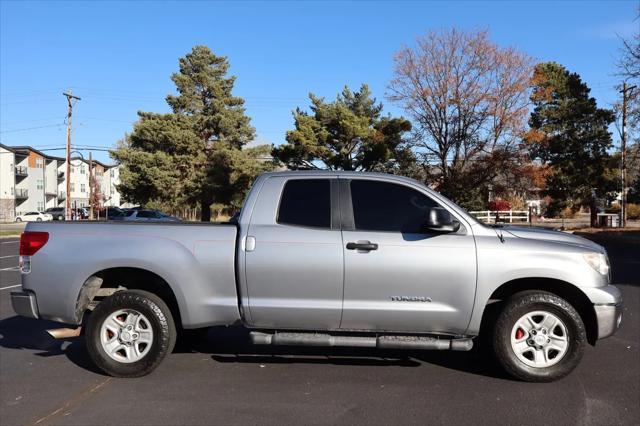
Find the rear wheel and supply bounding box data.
[493,291,586,382]
[16,218,21,222]
[86,290,176,378]
[36,218,42,221]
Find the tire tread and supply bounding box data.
[493,290,586,382]
[86,290,176,378]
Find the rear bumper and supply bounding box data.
[10,290,39,319]
[594,302,623,340]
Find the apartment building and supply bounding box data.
[0,144,125,221]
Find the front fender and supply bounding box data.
[466,235,608,335]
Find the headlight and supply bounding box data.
[583,252,610,276]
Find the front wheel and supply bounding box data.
[86,290,176,378]
[493,291,586,382]
[36,218,42,221]
[15,218,21,222]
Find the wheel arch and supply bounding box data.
[76,267,183,329]
[480,278,598,346]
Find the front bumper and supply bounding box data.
[580,285,623,340]
[594,302,623,339]
[10,290,39,319]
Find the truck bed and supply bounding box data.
[21,221,241,327]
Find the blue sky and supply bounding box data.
[1,0,637,163]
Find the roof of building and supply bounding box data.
[0,144,117,168]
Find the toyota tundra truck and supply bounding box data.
[11,171,623,381]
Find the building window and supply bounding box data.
[71,183,75,192]
[111,185,115,195]
[36,158,44,169]
[80,184,86,193]
[10,187,14,195]
[80,166,86,174]
[37,202,44,212]
[36,179,44,190]
[110,169,115,177]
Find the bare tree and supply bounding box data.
[388,28,533,208]
[616,10,640,134]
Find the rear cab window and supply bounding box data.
[277,179,331,228]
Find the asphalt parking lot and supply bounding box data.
[0,232,638,425]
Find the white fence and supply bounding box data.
[469,210,530,224]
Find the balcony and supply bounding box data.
[15,188,28,200]
[58,192,66,201]
[57,171,65,181]
[15,166,28,179]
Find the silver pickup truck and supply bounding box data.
[11,171,622,381]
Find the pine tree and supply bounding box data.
[525,62,617,226]
[273,85,413,172]
[112,46,271,221]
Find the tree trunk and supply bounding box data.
[590,199,598,228]
[201,201,211,222]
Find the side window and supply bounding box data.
[350,180,439,233]
[137,211,154,218]
[277,179,331,228]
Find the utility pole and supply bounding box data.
[63,90,81,220]
[620,82,637,228]
[88,151,93,220]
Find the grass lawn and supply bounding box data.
[0,230,22,237]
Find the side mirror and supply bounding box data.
[425,207,460,233]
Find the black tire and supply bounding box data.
[492,291,586,382]
[86,290,176,378]
[36,218,42,221]
[15,218,21,222]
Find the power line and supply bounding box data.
[0,123,65,133]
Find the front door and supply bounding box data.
[340,178,477,334]
[244,176,344,330]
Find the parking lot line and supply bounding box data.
[0,267,19,271]
[0,255,18,259]
[0,284,21,291]
[1,240,19,244]
[33,378,113,425]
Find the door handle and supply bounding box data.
[346,241,378,251]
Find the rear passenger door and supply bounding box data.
[243,176,344,330]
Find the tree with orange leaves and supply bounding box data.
[526,62,617,226]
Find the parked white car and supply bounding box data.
[15,212,53,222]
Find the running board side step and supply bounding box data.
[249,332,473,351]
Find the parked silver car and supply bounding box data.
[122,209,181,222]
[11,171,622,381]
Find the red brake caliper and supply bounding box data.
[515,328,525,340]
